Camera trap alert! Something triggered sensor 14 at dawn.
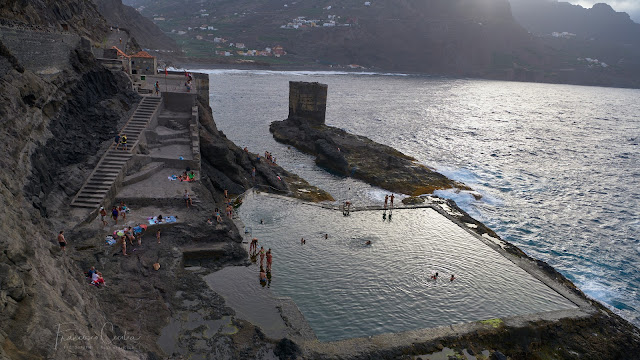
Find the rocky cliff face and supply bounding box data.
[0,3,146,357]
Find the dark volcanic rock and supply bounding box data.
[274,338,301,360]
[270,116,469,196]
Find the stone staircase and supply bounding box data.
[70,96,162,208]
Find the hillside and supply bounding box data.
[95,0,179,52]
[127,0,540,74]
[124,0,640,87]
[509,0,640,45]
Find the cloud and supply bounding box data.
[569,1,640,21]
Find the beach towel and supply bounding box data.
[148,216,178,225]
[168,175,178,181]
[105,236,116,246]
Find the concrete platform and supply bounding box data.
[149,144,193,161]
[117,167,198,202]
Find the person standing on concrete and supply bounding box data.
[119,201,127,221]
[120,134,128,151]
[184,189,192,208]
[390,194,395,208]
[111,206,119,224]
[57,231,67,252]
[121,235,128,256]
[99,207,107,227]
[384,195,388,209]
[154,81,160,96]
[114,134,120,149]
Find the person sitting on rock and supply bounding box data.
[92,272,105,287]
[188,171,195,181]
[86,266,97,280]
[157,214,163,223]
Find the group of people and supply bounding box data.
[249,240,273,270]
[178,170,196,182]
[263,151,277,164]
[249,238,274,287]
[114,133,128,151]
[86,267,106,287]
[105,201,129,225]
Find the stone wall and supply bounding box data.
[131,56,156,75]
[0,26,80,76]
[288,81,327,126]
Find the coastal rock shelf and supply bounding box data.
[270,82,469,196]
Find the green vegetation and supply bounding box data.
[479,318,504,328]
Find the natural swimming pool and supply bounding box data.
[228,192,577,342]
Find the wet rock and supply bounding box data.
[273,338,301,360]
[490,351,507,360]
[402,196,426,205]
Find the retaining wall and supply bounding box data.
[0,26,80,76]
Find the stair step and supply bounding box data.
[86,181,114,187]
[81,187,110,193]
[72,201,100,208]
[77,193,106,200]
[94,170,120,176]
[83,186,111,191]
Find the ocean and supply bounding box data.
[200,69,640,331]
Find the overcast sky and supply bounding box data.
[569,0,640,22]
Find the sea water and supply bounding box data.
[200,69,640,329]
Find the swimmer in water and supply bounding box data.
[450,274,455,281]
[324,233,328,239]
[431,272,439,280]
[365,240,372,245]
[301,237,305,245]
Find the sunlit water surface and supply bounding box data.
[200,69,640,328]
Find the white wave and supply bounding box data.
[173,68,411,77]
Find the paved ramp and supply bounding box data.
[71,96,162,208]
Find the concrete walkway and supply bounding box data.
[105,28,129,52]
[71,97,162,208]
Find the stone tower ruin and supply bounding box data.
[288,81,328,126]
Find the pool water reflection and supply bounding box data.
[236,192,576,342]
